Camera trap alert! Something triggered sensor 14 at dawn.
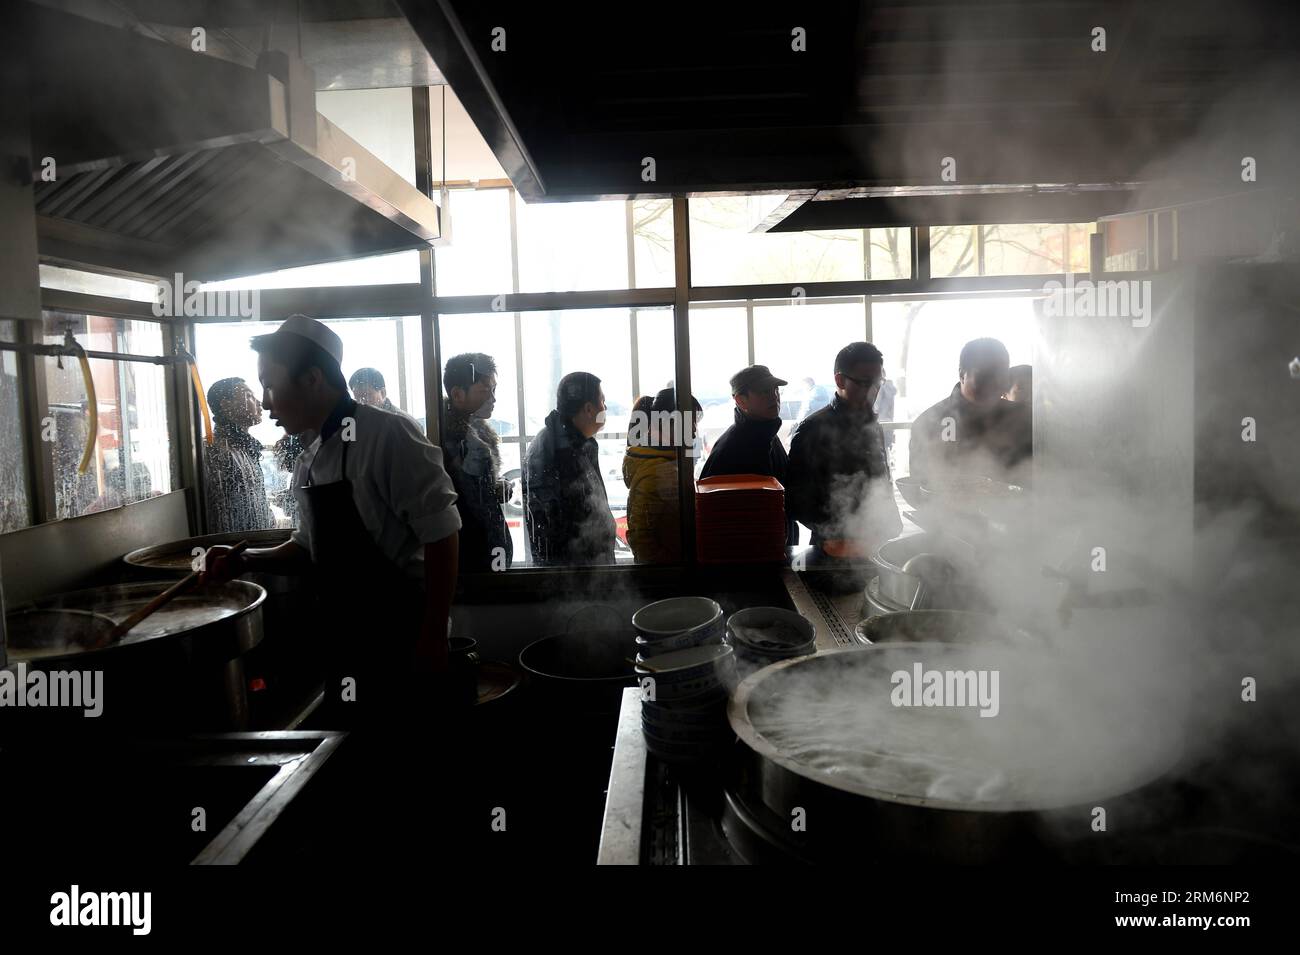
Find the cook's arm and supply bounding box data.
[201,539,310,583]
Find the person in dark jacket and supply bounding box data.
[349,367,400,414]
[786,343,902,550]
[700,364,798,545]
[524,371,616,565]
[443,353,513,572]
[910,338,1032,483]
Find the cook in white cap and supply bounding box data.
[203,314,461,728]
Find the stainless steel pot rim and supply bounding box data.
[7,580,267,663]
[728,643,1181,814]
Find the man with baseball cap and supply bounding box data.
[203,314,461,729]
[699,364,799,545]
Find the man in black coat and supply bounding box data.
[442,352,513,572]
[786,342,902,550]
[524,371,616,565]
[700,364,799,545]
[910,338,1032,483]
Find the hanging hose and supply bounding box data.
[73,344,97,476]
[188,358,213,445]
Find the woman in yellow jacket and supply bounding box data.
[622,388,701,563]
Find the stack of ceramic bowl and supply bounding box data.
[635,644,737,763]
[725,607,816,680]
[632,596,724,660]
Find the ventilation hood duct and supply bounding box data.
[24,6,441,282]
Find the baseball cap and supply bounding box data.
[272,314,344,366]
[730,364,788,395]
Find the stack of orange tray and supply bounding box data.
[694,474,788,564]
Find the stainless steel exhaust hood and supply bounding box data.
[25,6,441,282]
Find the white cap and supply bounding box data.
[275,314,343,365]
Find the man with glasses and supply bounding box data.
[700,364,799,545]
[786,342,902,552]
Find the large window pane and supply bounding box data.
[868,229,913,280]
[689,196,871,286]
[753,300,868,448]
[0,320,30,532]
[39,313,172,519]
[930,225,978,277]
[194,316,423,531]
[632,199,675,288]
[43,357,171,519]
[434,188,513,297]
[981,223,1068,275]
[515,196,629,293]
[437,312,521,440]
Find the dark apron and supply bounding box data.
[300,437,429,733]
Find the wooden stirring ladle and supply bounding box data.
[105,539,250,643]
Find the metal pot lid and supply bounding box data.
[123,529,292,571]
[729,643,1182,814]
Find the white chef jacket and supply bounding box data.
[291,402,461,580]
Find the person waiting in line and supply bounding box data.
[524,371,615,565]
[1005,364,1032,405]
[204,376,274,534]
[623,387,702,563]
[910,338,1032,483]
[349,367,399,413]
[699,364,798,545]
[786,343,902,552]
[442,352,513,572]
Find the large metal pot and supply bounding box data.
[726,643,1181,863]
[4,580,266,732]
[518,628,639,715]
[870,533,987,611]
